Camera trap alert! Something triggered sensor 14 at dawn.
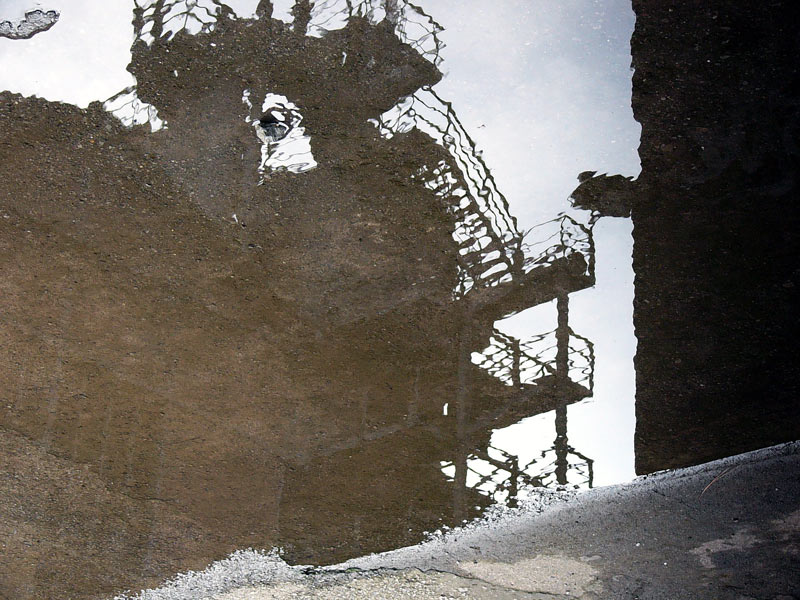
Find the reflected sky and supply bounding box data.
[0,1,135,106]
[424,0,640,227]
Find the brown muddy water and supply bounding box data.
[1,1,798,598]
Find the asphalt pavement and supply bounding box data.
[117,441,800,600]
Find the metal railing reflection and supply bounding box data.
[306,0,445,66]
[373,88,595,300]
[131,0,444,67]
[442,439,594,506]
[103,86,166,132]
[473,326,594,393]
[364,63,600,509]
[133,0,226,45]
[521,214,595,279]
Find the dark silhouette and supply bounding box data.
[572,0,800,474]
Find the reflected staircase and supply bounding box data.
[127,0,602,503]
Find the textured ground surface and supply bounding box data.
[118,442,799,600]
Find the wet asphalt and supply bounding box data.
[119,442,800,600]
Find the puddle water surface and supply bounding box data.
[1,1,797,599]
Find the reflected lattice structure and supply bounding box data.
[474,325,594,392]
[350,15,600,504]
[306,0,444,66]
[130,0,444,66]
[442,440,594,506]
[370,78,599,504]
[133,0,228,44]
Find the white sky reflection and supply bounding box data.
[0,0,135,107]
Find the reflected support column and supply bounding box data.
[555,292,569,485]
[453,317,472,523]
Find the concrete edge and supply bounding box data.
[110,440,800,599]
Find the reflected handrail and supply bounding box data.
[372,87,525,296]
[131,0,445,67]
[520,214,595,279]
[373,88,596,300]
[306,0,445,66]
[374,87,520,241]
[473,326,595,393]
[519,443,594,490]
[103,85,166,131]
[443,440,595,506]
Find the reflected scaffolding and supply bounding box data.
[104,85,166,132]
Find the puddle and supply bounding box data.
[1,1,797,599]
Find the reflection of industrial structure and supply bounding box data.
[372,82,598,506]
[121,0,601,521]
[0,2,607,595]
[465,303,596,503]
[372,86,595,297]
